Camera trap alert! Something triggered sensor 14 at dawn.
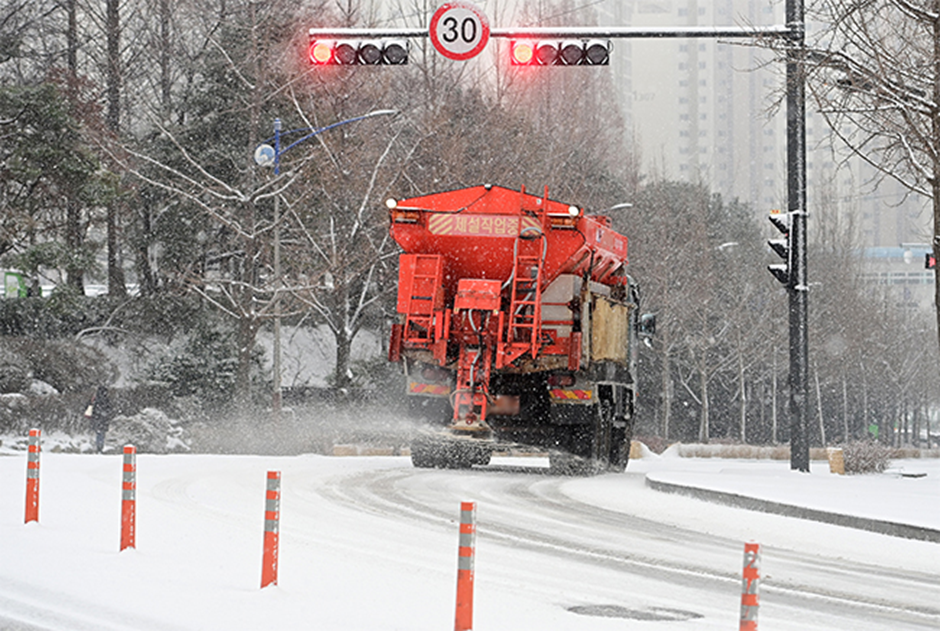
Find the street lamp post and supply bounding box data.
[255,109,398,416]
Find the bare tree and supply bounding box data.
[770,0,940,354]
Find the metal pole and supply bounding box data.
[273,118,282,417]
[307,25,792,39]
[786,0,809,472]
[259,111,397,417]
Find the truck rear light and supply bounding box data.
[392,210,421,223]
[490,395,520,416]
[547,373,576,387]
[421,366,451,382]
[549,216,578,229]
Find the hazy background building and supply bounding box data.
[489,0,931,250]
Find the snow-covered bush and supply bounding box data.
[1,337,114,393]
[0,343,31,393]
[107,408,189,454]
[147,323,263,412]
[841,440,891,474]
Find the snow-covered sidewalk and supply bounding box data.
[631,453,940,537]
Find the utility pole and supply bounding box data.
[786,0,810,472]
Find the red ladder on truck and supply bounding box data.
[399,254,443,344]
[504,243,544,363]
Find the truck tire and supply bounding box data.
[592,399,614,471]
[411,436,441,468]
[607,425,630,472]
[548,452,599,475]
[410,436,491,469]
[549,402,613,475]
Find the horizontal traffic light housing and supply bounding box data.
[510,39,611,66]
[309,39,409,65]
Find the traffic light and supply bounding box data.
[510,39,611,66]
[927,253,936,270]
[309,39,409,65]
[767,210,790,286]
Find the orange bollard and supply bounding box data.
[121,445,137,550]
[24,429,41,523]
[739,542,761,631]
[261,471,281,588]
[454,501,476,631]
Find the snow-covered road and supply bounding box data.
[0,453,937,630]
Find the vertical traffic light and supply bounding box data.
[767,210,791,286]
[309,39,409,65]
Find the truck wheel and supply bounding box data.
[548,402,613,476]
[607,425,630,472]
[549,452,599,476]
[469,445,492,466]
[591,400,614,470]
[411,437,440,468]
[411,437,490,469]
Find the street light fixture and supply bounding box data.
[602,202,633,213]
[254,109,399,416]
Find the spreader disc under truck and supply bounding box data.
[387,184,655,474]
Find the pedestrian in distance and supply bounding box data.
[87,385,113,453]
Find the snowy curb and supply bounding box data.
[645,474,940,543]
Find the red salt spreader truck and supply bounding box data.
[386,184,655,474]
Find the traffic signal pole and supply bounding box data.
[786,0,810,472]
[308,25,791,40]
[309,1,810,470]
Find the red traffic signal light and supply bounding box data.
[510,40,534,65]
[509,39,610,66]
[309,39,409,65]
[926,253,936,269]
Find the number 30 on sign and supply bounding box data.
[429,1,490,61]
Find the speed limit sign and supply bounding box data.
[429,1,490,61]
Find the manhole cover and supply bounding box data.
[567,604,703,621]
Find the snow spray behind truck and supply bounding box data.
[387,185,655,473]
